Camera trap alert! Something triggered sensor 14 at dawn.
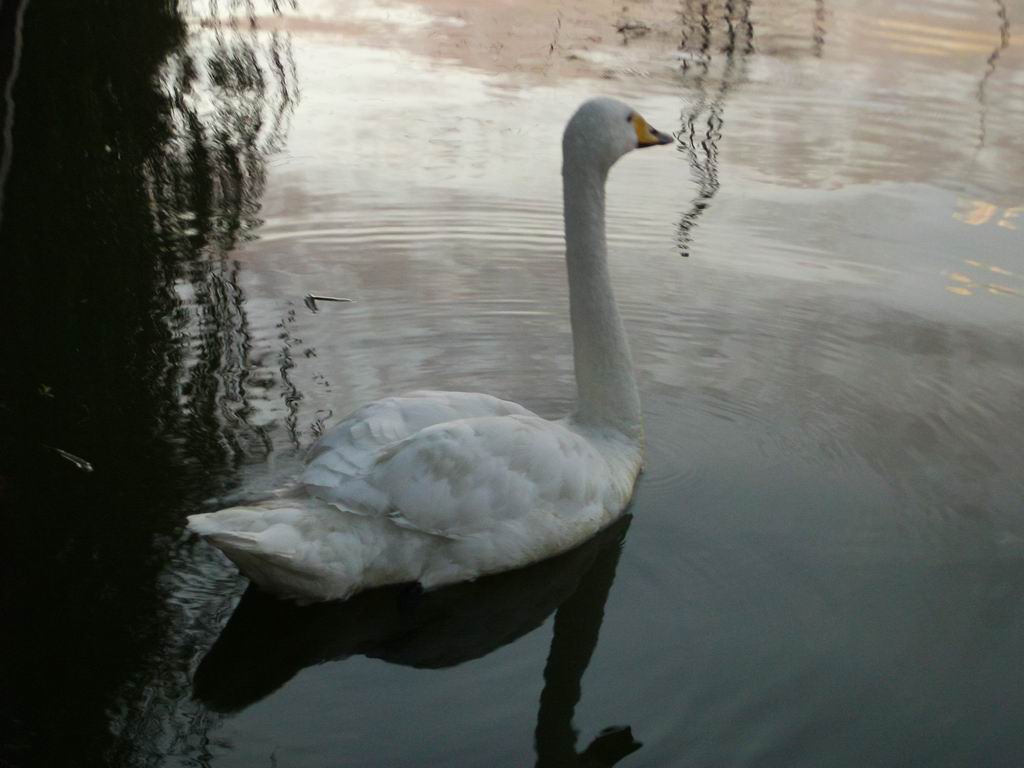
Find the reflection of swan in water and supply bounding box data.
[188,99,673,603]
[194,516,640,766]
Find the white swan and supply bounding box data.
[188,98,673,602]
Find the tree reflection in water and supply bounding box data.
[973,0,1010,152]
[674,1,832,256]
[675,0,754,257]
[0,2,294,765]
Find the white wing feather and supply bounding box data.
[364,416,606,536]
[302,390,535,505]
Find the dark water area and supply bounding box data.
[2,0,1023,766]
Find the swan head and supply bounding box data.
[563,97,673,173]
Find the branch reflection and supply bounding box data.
[675,0,753,257]
[974,0,1011,151]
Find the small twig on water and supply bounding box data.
[304,293,353,313]
[47,446,94,473]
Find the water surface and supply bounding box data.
[2,0,1023,766]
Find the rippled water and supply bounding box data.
[3,0,1023,766]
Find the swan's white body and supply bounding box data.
[188,98,672,602]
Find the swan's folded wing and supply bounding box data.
[301,391,535,507]
[343,415,612,539]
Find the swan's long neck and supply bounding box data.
[563,156,642,441]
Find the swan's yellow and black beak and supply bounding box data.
[632,113,673,148]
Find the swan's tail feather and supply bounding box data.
[186,498,365,602]
[199,483,304,511]
[196,528,293,559]
[187,501,307,560]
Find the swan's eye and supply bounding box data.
[626,113,634,123]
